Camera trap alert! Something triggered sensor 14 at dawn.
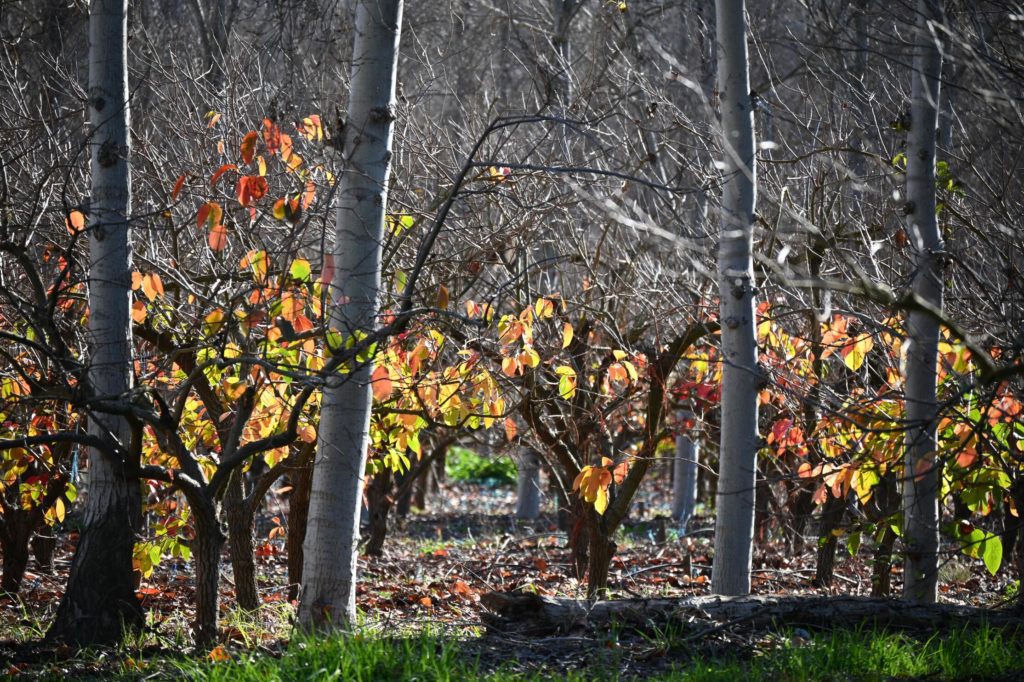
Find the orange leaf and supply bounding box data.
[371,365,393,401]
[131,271,143,290]
[418,596,433,607]
[453,580,471,595]
[206,111,222,128]
[279,291,304,322]
[301,180,316,209]
[208,224,228,252]
[612,459,629,484]
[210,163,237,188]
[208,645,230,662]
[298,424,316,443]
[141,273,164,301]
[197,201,223,229]
[236,176,268,207]
[504,417,518,442]
[171,174,186,200]
[240,131,258,164]
[280,133,293,162]
[66,210,86,236]
[131,300,147,324]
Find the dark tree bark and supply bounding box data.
[224,469,258,611]
[287,454,313,603]
[191,503,225,646]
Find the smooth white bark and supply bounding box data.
[47,0,141,643]
[298,0,403,630]
[672,412,700,530]
[516,450,542,520]
[711,0,759,597]
[902,0,944,604]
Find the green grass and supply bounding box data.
[16,622,1022,680]
[657,624,1024,681]
[445,446,517,486]
[169,632,481,681]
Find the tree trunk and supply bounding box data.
[47,0,143,645]
[671,415,699,530]
[813,494,846,587]
[298,0,403,631]
[192,504,225,647]
[585,508,616,598]
[481,592,1024,636]
[363,469,392,556]
[287,456,313,603]
[902,0,944,604]
[515,450,542,520]
[224,469,258,611]
[871,526,898,597]
[0,513,33,594]
[711,0,760,597]
[31,531,57,574]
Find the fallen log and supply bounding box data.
[480,591,1024,636]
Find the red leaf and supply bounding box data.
[240,131,259,164]
[262,118,281,155]
[210,164,238,188]
[171,174,186,200]
[197,201,223,229]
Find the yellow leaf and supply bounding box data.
[53,497,65,523]
[841,334,874,371]
[561,323,573,348]
[203,309,225,337]
[534,297,554,319]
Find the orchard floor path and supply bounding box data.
[0,475,1018,678]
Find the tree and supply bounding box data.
[298,0,404,630]
[902,0,945,604]
[46,0,144,645]
[711,0,760,597]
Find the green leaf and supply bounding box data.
[983,534,1003,575]
[847,531,861,557]
[289,258,312,282]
